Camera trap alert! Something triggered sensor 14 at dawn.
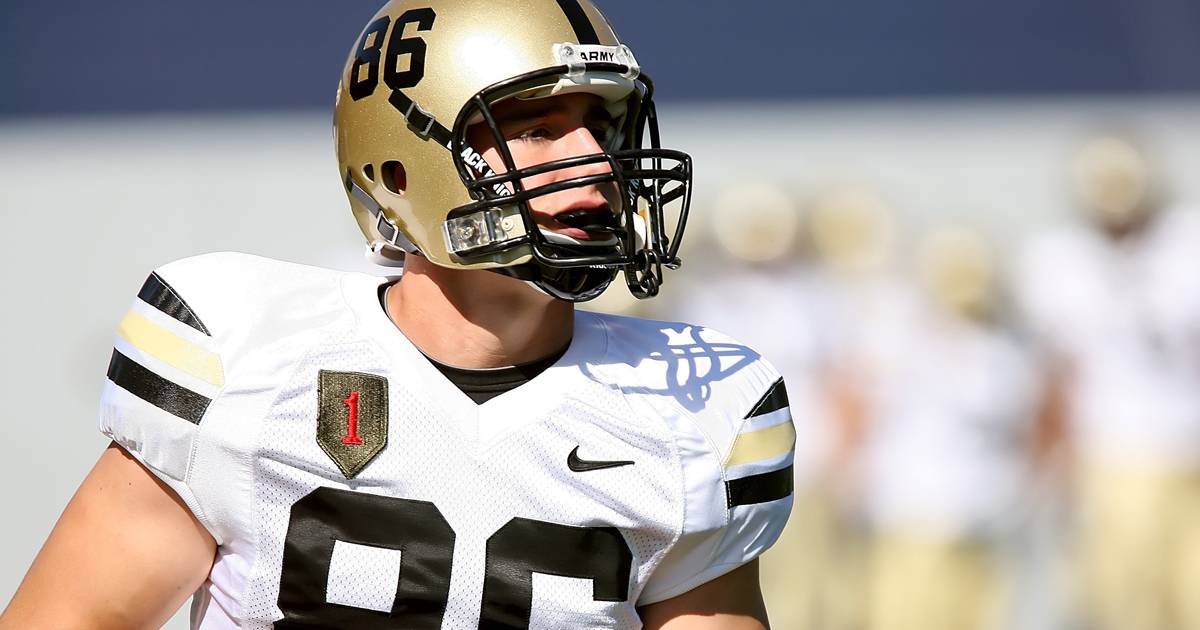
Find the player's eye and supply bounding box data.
[588,121,616,148]
[512,126,554,143]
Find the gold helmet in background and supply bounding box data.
[808,186,895,277]
[1071,136,1154,235]
[711,182,801,265]
[916,225,996,321]
[334,0,692,301]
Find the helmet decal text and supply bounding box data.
[460,147,510,197]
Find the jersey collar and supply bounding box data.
[341,272,610,447]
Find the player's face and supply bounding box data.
[467,93,623,242]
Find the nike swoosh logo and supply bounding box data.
[567,446,635,472]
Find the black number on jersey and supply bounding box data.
[481,518,632,628]
[348,8,437,101]
[276,487,635,629]
[276,488,453,628]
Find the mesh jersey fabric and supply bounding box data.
[98,252,795,629]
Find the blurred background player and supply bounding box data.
[803,185,906,630]
[1015,136,1200,630]
[849,225,1043,630]
[805,185,902,504]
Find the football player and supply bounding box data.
[1015,136,1200,630]
[0,1,795,629]
[854,226,1041,630]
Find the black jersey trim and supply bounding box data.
[107,349,211,424]
[137,272,211,336]
[725,464,794,508]
[745,377,788,419]
[555,0,601,45]
[424,344,569,405]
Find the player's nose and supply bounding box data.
[553,125,613,180]
[524,123,618,215]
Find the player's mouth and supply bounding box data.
[537,207,624,243]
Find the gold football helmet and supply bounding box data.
[916,225,996,321]
[1071,136,1154,234]
[334,0,692,301]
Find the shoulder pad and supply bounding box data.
[593,314,795,604]
[98,252,361,544]
[592,313,793,469]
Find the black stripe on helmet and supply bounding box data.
[554,0,600,45]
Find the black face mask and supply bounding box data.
[444,64,693,301]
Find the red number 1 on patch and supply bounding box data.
[341,391,363,445]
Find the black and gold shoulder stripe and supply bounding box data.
[138,272,211,335]
[107,349,212,424]
[727,466,793,508]
[725,378,794,508]
[108,272,219,424]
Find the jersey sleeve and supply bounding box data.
[639,342,796,605]
[98,259,226,541]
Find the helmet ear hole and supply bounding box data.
[361,163,375,182]
[382,160,407,195]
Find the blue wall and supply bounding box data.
[3,0,1198,117]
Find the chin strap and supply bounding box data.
[344,170,422,258]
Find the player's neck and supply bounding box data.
[385,256,574,369]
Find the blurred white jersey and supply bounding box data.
[98,252,795,629]
[846,287,1038,538]
[1016,208,1200,466]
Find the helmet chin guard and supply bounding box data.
[492,256,618,303]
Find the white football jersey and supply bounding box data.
[853,298,1039,538]
[98,252,795,629]
[1015,208,1200,465]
